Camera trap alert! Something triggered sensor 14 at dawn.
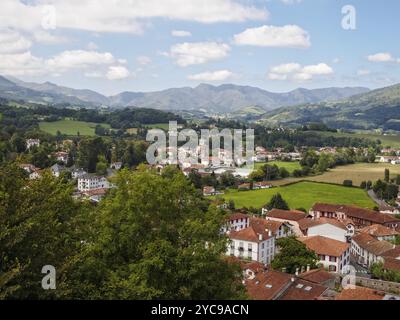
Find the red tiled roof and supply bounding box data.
[229,221,273,243]
[250,217,285,236]
[311,203,400,225]
[298,218,347,231]
[227,213,250,222]
[244,270,293,300]
[335,286,385,300]
[360,224,399,237]
[298,269,336,285]
[383,257,400,272]
[298,236,350,257]
[279,279,328,300]
[266,209,309,222]
[352,233,395,256]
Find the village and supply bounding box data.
[15,137,400,300]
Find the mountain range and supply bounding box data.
[259,83,400,131]
[0,75,369,113]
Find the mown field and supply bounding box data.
[302,163,400,186]
[39,120,111,136]
[248,161,302,173]
[214,181,375,210]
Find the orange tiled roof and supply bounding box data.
[279,279,328,300]
[298,218,347,231]
[352,233,394,256]
[360,224,399,237]
[298,236,350,257]
[266,209,309,222]
[298,268,336,285]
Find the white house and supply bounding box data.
[265,209,310,236]
[26,139,40,150]
[71,168,88,180]
[298,218,354,243]
[51,164,66,177]
[351,233,395,268]
[54,151,69,163]
[77,175,110,192]
[299,235,351,273]
[110,162,123,170]
[221,213,250,233]
[227,220,276,265]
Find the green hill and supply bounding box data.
[260,83,400,131]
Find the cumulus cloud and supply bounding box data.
[233,25,311,48]
[106,66,130,80]
[188,70,234,81]
[268,62,333,81]
[367,52,396,62]
[0,0,267,36]
[169,42,231,67]
[46,50,115,71]
[0,30,32,54]
[172,30,192,37]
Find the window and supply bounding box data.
[248,244,252,252]
[319,255,326,261]
[329,265,337,272]
[329,256,337,263]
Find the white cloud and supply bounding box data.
[0,0,267,36]
[270,63,301,74]
[280,0,302,4]
[172,30,192,37]
[188,70,234,81]
[106,66,130,80]
[268,62,333,81]
[169,42,231,67]
[137,56,152,65]
[0,51,45,76]
[46,50,115,71]
[233,25,310,48]
[0,30,32,54]
[301,63,333,75]
[367,52,395,62]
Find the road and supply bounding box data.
[367,189,388,208]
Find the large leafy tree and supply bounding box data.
[271,237,318,274]
[0,165,88,299]
[65,167,245,300]
[265,193,290,211]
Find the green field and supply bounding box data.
[39,120,111,136]
[316,131,400,148]
[144,123,170,130]
[214,181,375,210]
[248,161,301,173]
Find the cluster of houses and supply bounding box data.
[222,202,400,300]
[20,139,123,203]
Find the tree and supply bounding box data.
[271,237,318,274]
[265,193,289,211]
[96,155,108,175]
[279,167,290,179]
[0,165,88,299]
[343,180,353,187]
[64,169,246,299]
[385,168,390,182]
[396,175,400,186]
[360,181,367,189]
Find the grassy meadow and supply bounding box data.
[214,181,375,210]
[39,120,111,136]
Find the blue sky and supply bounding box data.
[1,0,400,95]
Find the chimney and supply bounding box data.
[291,277,295,282]
[259,234,263,241]
[282,267,287,273]
[306,264,310,272]
[300,266,305,274]
[268,230,272,237]
[295,268,299,276]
